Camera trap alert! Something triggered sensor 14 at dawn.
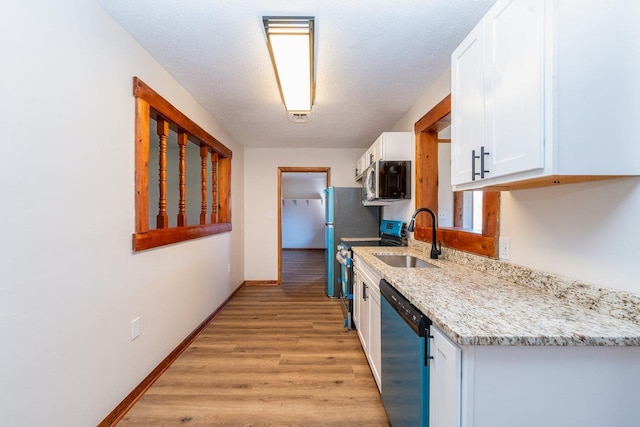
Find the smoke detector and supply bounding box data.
[288,113,311,124]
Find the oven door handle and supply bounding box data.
[336,252,349,266]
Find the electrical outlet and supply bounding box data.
[499,237,511,260]
[438,211,448,220]
[131,317,140,341]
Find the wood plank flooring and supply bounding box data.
[118,249,389,426]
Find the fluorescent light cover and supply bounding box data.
[264,17,315,113]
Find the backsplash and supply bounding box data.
[409,239,640,326]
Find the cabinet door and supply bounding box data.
[369,288,382,390]
[483,0,544,178]
[379,132,413,160]
[367,137,380,164]
[353,269,361,329]
[451,20,485,186]
[357,277,370,354]
[430,326,461,427]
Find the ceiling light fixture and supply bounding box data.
[263,17,315,114]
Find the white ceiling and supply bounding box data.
[95,0,496,149]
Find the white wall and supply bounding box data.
[0,1,244,425]
[500,178,640,294]
[244,148,363,280]
[392,69,640,295]
[281,175,327,249]
[281,200,325,248]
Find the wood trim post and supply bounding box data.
[217,157,231,223]
[134,99,150,233]
[482,191,500,239]
[415,131,439,231]
[156,118,169,229]
[453,191,464,228]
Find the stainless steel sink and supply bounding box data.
[374,254,437,268]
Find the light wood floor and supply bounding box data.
[118,249,389,426]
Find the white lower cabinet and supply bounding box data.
[429,325,462,427]
[353,254,382,391]
[352,268,361,330]
[428,330,640,427]
[354,270,369,355]
[369,284,381,387]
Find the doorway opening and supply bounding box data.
[277,167,330,284]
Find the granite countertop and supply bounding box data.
[352,245,640,346]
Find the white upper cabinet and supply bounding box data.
[451,0,640,190]
[451,19,485,185]
[369,132,413,163]
[484,0,544,179]
[355,132,412,181]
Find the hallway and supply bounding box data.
[118,250,389,426]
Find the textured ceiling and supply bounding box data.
[95,0,496,148]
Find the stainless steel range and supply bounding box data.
[336,219,407,329]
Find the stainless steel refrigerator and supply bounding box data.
[324,187,380,298]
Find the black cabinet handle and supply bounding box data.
[472,147,490,181]
[472,150,480,181]
[363,282,368,301]
[480,146,490,179]
[425,335,434,367]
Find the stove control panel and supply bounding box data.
[379,220,406,238]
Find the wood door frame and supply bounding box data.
[277,167,331,283]
[414,94,499,258]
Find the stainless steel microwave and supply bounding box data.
[362,160,411,205]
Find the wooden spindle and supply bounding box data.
[200,145,208,224]
[211,153,218,223]
[176,131,188,226]
[156,118,169,229]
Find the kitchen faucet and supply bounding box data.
[407,207,442,259]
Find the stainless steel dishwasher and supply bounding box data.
[380,279,430,427]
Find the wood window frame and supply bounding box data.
[414,94,499,258]
[133,77,232,251]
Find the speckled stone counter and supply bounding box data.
[352,244,640,346]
